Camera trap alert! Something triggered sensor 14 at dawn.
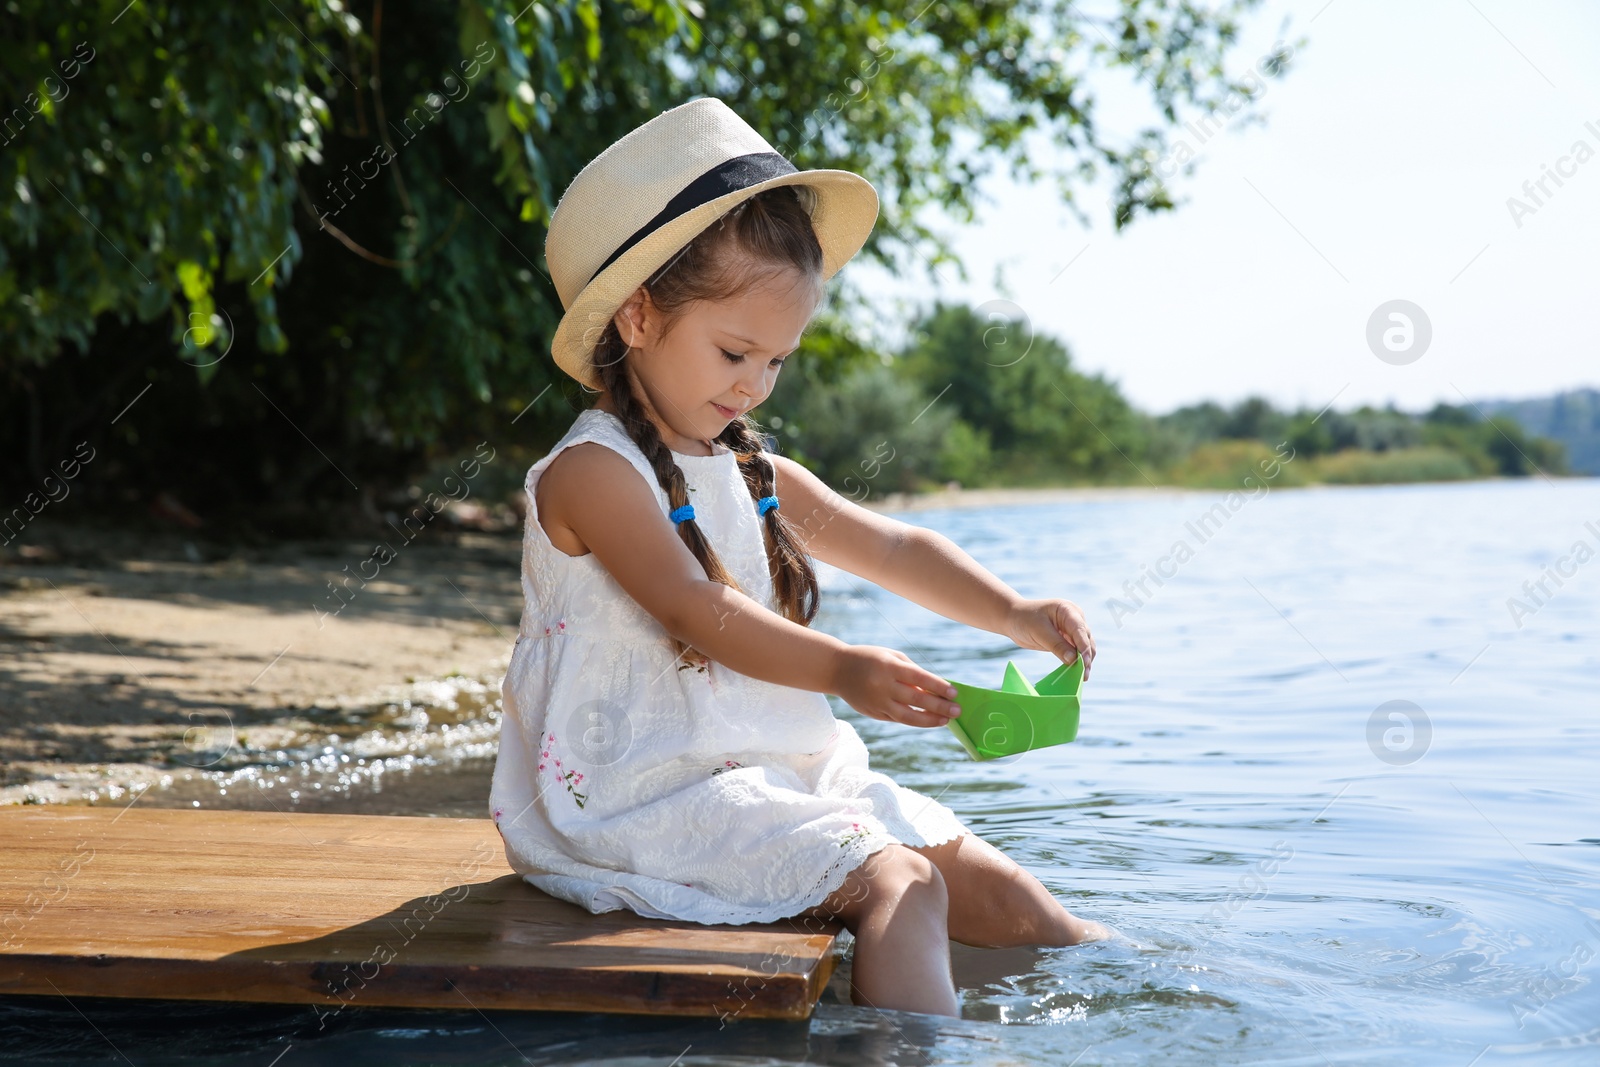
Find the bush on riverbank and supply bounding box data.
[1306,446,1479,484]
[760,301,1573,496]
[1161,440,1310,490]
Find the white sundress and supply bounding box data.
[487,406,970,925]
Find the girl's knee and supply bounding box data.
[862,844,947,916]
[799,844,949,929]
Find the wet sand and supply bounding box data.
[0,517,522,808]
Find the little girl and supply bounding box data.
[488,98,1108,1018]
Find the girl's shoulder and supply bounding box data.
[532,409,659,501]
[530,410,663,558]
[539,409,642,466]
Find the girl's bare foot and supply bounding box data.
[1068,915,1116,943]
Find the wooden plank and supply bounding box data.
[0,806,841,1020]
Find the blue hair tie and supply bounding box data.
[669,503,695,524]
[756,495,779,516]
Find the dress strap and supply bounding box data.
[531,410,669,513]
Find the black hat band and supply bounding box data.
[586,151,798,287]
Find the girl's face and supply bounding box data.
[605,265,820,455]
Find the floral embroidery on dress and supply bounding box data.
[539,732,587,809]
[837,821,870,849]
[710,759,744,777]
[672,652,710,675]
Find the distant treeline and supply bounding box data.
[762,301,1578,494]
[1482,389,1600,476]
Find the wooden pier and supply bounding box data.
[0,805,842,1020]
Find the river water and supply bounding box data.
[5,477,1598,1065]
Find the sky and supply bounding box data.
[848,0,1600,417]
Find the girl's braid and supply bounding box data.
[596,328,745,669]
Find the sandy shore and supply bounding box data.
[0,484,1165,807]
[0,516,524,807]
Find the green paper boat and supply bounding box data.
[944,656,1085,760]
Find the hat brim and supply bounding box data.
[549,169,879,392]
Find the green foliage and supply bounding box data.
[1154,401,1228,453]
[1156,395,1568,484]
[1423,401,1479,428]
[1219,396,1290,443]
[1482,415,1567,476]
[1,3,333,365]
[771,299,1572,493]
[1163,439,1308,489]
[1155,416,1555,488]
[1418,410,1569,477]
[1158,395,1291,454]
[773,359,954,496]
[897,301,1147,485]
[1307,446,1477,485]
[1,0,1294,521]
[936,419,993,488]
[1480,388,1600,474]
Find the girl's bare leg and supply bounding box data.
[797,843,960,1017]
[907,833,1113,949]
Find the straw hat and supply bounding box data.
[544,96,880,391]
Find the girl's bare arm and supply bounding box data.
[767,453,1022,633]
[768,453,1096,672]
[538,443,962,725]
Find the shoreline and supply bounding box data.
[0,520,521,808]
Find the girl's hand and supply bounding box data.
[1005,598,1096,681]
[832,645,962,729]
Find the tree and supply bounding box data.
[1,0,1300,525]
[778,360,956,494]
[1220,395,1287,443]
[897,301,1145,484]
